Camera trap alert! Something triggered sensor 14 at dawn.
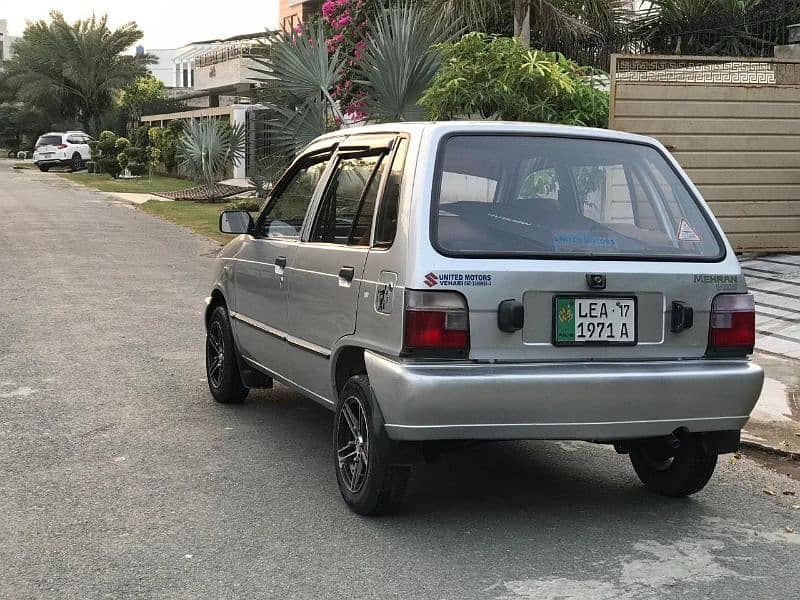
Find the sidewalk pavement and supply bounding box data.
[739,254,800,455]
[744,352,800,457]
[742,254,800,360]
[103,192,171,205]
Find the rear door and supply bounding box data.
[286,136,395,396]
[35,134,63,158]
[429,134,735,362]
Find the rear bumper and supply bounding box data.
[364,352,764,441]
[33,158,71,167]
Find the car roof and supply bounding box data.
[312,121,660,147]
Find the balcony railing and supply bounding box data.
[195,44,271,68]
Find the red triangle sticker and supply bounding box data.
[676,218,703,242]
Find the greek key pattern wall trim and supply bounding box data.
[613,56,800,85]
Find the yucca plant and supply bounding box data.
[251,22,345,161]
[354,1,464,122]
[177,119,245,199]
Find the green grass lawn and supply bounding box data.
[61,172,196,194]
[138,200,244,244]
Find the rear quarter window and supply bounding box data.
[432,135,724,261]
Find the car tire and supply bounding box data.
[38,165,50,172]
[70,153,84,172]
[334,374,411,515]
[206,305,248,404]
[629,434,717,497]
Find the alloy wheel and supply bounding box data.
[336,395,370,493]
[206,321,224,388]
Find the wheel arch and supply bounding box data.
[205,288,228,328]
[332,345,367,398]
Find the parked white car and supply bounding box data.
[32,131,92,172]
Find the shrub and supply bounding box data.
[128,162,147,176]
[419,32,609,128]
[115,137,131,152]
[117,150,130,172]
[148,125,180,173]
[230,198,262,212]
[98,158,122,178]
[92,130,117,160]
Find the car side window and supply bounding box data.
[373,138,408,247]
[259,157,330,239]
[66,136,80,144]
[310,153,385,246]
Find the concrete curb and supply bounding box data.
[741,437,800,460]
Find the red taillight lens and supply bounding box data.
[403,290,469,357]
[709,294,755,353]
[56,144,68,149]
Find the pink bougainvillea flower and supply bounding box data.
[322,1,336,18]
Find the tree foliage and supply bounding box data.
[419,32,608,127]
[633,0,798,56]
[4,12,152,134]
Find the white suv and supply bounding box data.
[32,131,92,172]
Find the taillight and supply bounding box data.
[403,290,469,358]
[56,144,68,149]
[708,293,755,355]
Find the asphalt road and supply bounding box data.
[2,164,799,600]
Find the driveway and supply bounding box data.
[1,164,799,599]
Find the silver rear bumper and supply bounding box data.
[364,352,764,441]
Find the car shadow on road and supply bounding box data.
[236,384,706,524]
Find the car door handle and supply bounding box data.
[339,266,355,282]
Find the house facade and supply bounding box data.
[0,19,20,63]
[279,0,322,31]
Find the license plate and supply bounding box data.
[553,297,636,345]
[43,152,54,157]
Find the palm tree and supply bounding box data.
[633,0,791,56]
[4,12,152,134]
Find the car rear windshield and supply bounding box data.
[432,135,724,260]
[36,135,63,146]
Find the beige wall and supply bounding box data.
[194,57,262,92]
[610,55,800,253]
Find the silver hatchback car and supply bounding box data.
[205,122,764,514]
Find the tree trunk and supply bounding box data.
[514,0,531,48]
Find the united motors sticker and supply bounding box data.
[424,272,493,288]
